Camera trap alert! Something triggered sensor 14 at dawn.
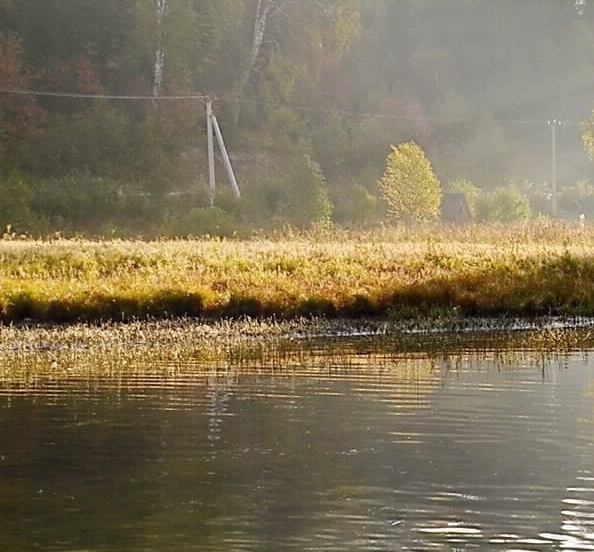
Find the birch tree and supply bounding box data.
[135,1,206,95]
[233,0,274,124]
[152,0,167,98]
[233,0,361,124]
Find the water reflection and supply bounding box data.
[0,340,593,551]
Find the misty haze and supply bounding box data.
[1,0,594,233]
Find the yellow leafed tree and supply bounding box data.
[378,142,442,222]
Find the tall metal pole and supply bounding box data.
[549,119,560,218]
[206,99,216,207]
[551,121,557,217]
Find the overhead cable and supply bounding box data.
[0,87,209,101]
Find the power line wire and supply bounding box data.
[234,98,583,127]
[0,87,210,101]
[0,86,584,127]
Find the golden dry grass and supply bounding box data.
[1,222,594,323]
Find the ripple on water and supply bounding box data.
[1,343,594,551]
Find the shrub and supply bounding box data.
[332,183,378,225]
[0,172,46,234]
[475,184,532,222]
[279,154,333,228]
[169,207,238,237]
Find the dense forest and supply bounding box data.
[1,0,594,235]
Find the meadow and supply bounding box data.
[1,222,594,324]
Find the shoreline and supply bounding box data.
[2,314,594,366]
[1,312,593,388]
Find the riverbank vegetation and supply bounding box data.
[2,222,594,324]
[1,315,593,384]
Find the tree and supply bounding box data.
[558,179,594,218]
[0,33,44,168]
[0,172,37,233]
[475,184,532,222]
[232,0,273,124]
[378,142,441,222]
[134,0,194,97]
[232,0,362,125]
[1,1,135,76]
[280,155,333,228]
[152,0,167,98]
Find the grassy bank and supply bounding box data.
[2,222,594,324]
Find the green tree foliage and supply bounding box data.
[475,185,532,223]
[30,173,159,233]
[333,184,378,226]
[0,0,135,81]
[378,142,441,222]
[280,155,333,228]
[0,173,40,233]
[28,105,132,178]
[169,206,238,237]
[134,0,220,95]
[559,180,594,218]
[0,32,44,168]
[232,0,361,125]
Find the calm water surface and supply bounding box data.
[1,340,594,551]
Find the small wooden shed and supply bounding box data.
[441,193,471,224]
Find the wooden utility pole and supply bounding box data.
[206,99,216,206]
[206,99,240,207]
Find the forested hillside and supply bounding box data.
[1,0,594,235]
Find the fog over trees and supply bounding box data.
[1,0,593,234]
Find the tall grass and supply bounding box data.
[1,222,594,323]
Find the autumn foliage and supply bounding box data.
[378,143,442,222]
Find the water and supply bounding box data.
[1,341,594,551]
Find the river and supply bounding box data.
[0,335,593,551]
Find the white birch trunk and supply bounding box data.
[152,0,168,100]
[233,0,274,124]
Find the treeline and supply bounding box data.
[1,0,594,235]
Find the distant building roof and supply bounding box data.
[441,193,471,223]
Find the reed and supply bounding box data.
[1,317,592,383]
[2,222,594,323]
